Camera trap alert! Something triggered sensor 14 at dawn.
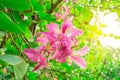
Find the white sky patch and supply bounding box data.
[90,11,120,48]
[100,12,120,36]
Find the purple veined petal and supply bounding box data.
[32,57,47,71]
[42,32,57,41]
[53,46,72,61]
[51,40,61,49]
[57,58,66,62]
[70,55,87,68]
[24,48,42,62]
[52,49,66,62]
[61,36,72,49]
[76,46,89,56]
[38,46,45,53]
[36,37,48,45]
[46,23,59,33]
[68,28,83,37]
[61,20,73,34]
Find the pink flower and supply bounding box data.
[69,46,89,68]
[39,19,83,63]
[24,48,47,71]
[56,6,70,20]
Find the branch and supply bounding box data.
[0,35,6,48]
[47,0,63,14]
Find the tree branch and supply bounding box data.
[0,35,6,48]
[47,0,63,14]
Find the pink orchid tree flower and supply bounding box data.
[24,16,89,71]
[24,48,47,71]
[69,46,89,68]
[36,17,88,67]
[56,6,70,20]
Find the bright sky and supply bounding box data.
[90,11,120,48]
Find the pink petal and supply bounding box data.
[56,13,61,20]
[70,56,87,68]
[36,32,41,38]
[24,48,42,62]
[71,37,78,45]
[68,28,83,37]
[76,46,89,56]
[38,46,45,53]
[57,58,66,62]
[61,35,72,49]
[46,23,59,33]
[61,20,73,34]
[68,16,74,22]
[36,37,48,45]
[73,0,77,2]
[53,46,72,62]
[64,6,70,16]
[32,58,47,71]
[42,32,57,41]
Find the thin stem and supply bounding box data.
[47,0,63,14]
[40,70,49,80]
[0,35,6,48]
[21,35,30,48]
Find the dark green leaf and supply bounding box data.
[30,0,44,11]
[38,11,56,22]
[0,12,23,34]
[28,72,37,80]
[0,0,30,11]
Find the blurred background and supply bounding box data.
[0,0,120,79]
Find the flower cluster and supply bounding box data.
[24,18,89,71]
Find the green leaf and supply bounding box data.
[13,60,28,80]
[38,11,56,22]
[28,72,37,80]
[81,8,93,23]
[12,11,23,23]
[18,20,32,39]
[30,0,44,11]
[0,55,23,65]
[0,12,23,34]
[0,0,30,12]
[46,3,51,10]
[0,55,28,79]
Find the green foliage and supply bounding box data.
[0,12,23,34]
[0,55,28,79]
[30,0,44,11]
[38,11,56,22]
[0,55,23,65]
[13,60,28,80]
[0,0,30,12]
[0,0,120,79]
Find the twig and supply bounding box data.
[47,0,63,14]
[0,35,6,48]
[21,35,30,48]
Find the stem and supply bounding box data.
[21,35,30,48]
[9,33,21,51]
[40,70,49,80]
[47,0,63,14]
[0,35,6,48]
